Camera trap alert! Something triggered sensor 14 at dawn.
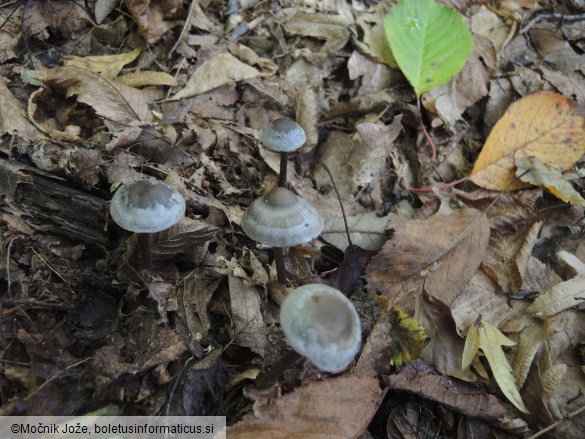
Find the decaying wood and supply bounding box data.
[0,158,112,246]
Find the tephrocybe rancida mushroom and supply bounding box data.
[241,187,323,284]
[260,118,306,188]
[110,180,186,269]
[279,284,362,373]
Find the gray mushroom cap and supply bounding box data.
[280,284,362,373]
[110,180,186,233]
[260,118,306,152]
[241,187,323,247]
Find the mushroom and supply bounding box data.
[241,187,323,284]
[279,284,361,373]
[109,180,186,269]
[260,118,306,188]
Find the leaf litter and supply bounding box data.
[1,0,585,437]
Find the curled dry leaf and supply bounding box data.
[124,0,182,44]
[149,217,216,260]
[469,92,585,191]
[227,375,385,439]
[366,208,490,310]
[415,291,477,381]
[22,66,152,124]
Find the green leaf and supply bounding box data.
[384,0,472,95]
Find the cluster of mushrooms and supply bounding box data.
[241,118,362,373]
[108,118,361,374]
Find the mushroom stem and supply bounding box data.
[273,247,287,284]
[278,152,288,188]
[137,233,152,269]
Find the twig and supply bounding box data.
[521,11,585,34]
[417,96,437,161]
[525,404,585,439]
[321,163,359,279]
[31,248,76,296]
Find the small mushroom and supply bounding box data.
[279,284,361,373]
[260,118,306,188]
[241,187,323,284]
[109,180,186,269]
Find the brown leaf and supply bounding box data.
[415,292,477,381]
[90,323,186,386]
[61,49,141,78]
[172,53,260,100]
[150,217,216,261]
[124,0,182,44]
[366,209,490,310]
[228,274,268,356]
[482,221,542,293]
[227,375,385,438]
[455,188,543,233]
[355,313,393,377]
[284,13,351,53]
[423,35,496,125]
[295,85,319,149]
[0,78,40,140]
[22,66,153,124]
[23,0,90,41]
[386,359,529,435]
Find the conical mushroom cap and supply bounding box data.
[241,188,323,247]
[260,118,306,152]
[280,284,362,373]
[110,180,186,233]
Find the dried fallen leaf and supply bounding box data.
[469,92,585,190]
[227,375,385,438]
[462,318,529,413]
[515,156,585,206]
[366,208,490,309]
[512,319,544,389]
[115,71,178,88]
[527,272,585,319]
[284,13,352,53]
[172,53,260,100]
[386,359,529,435]
[61,49,141,78]
[228,273,268,356]
[22,66,152,124]
[415,291,476,381]
[482,221,542,293]
[0,78,40,139]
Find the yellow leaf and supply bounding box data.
[388,306,427,366]
[527,275,585,318]
[464,319,529,413]
[469,92,585,191]
[61,48,141,78]
[116,71,178,88]
[462,321,480,369]
[515,156,585,206]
